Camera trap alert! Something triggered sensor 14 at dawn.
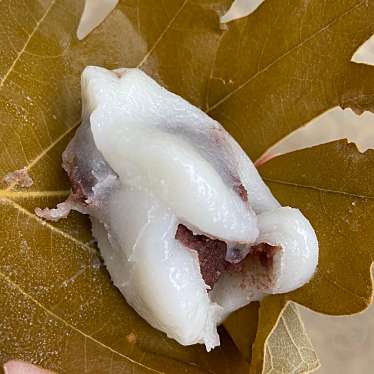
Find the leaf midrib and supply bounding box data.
[0,190,69,198]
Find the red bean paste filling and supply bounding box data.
[175,224,227,288]
[175,224,278,289]
[63,157,96,204]
[251,243,279,267]
[233,184,248,202]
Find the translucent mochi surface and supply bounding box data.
[256,207,319,294]
[37,66,319,351]
[93,188,223,349]
[94,126,257,242]
[86,68,263,242]
[211,207,318,318]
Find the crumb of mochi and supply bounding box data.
[2,167,33,188]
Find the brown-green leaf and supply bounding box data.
[1,0,374,373]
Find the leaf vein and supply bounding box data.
[4,119,80,191]
[280,305,305,367]
[207,0,366,112]
[2,198,95,255]
[264,177,374,200]
[0,269,165,374]
[137,0,189,68]
[321,274,368,302]
[0,190,70,199]
[0,0,57,90]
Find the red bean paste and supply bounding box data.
[175,224,278,289]
[64,157,97,204]
[233,183,248,202]
[175,224,227,288]
[251,243,278,267]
